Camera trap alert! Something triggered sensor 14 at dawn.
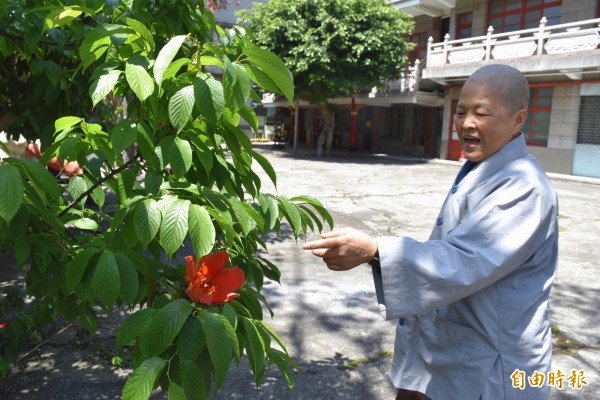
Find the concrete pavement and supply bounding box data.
[1,143,599,399]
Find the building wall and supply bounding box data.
[432,0,600,175]
[539,84,580,174]
[439,94,455,159]
[413,15,432,33]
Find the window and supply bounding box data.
[409,31,429,62]
[487,0,562,33]
[523,87,553,146]
[456,12,473,39]
[577,96,600,145]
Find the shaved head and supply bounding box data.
[464,64,529,114]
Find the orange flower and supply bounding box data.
[185,251,244,305]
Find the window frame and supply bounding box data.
[409,31,429,62]
[487,0,562,33]
[456,11,473,39]
[523,86,554,147]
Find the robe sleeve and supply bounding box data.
[372,175,558,320]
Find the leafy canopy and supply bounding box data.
[238,0,415,103]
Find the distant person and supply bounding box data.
[304,64,558,399]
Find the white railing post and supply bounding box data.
[413,59,420,92]
[537,16,547,55]
[485,26,494,60]
[442,33,450,65]
[427,36,433,63]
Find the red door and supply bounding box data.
[447,100,462,161]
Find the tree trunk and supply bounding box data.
[317,106,335,156]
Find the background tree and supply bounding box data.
[0,1,331,398]
[238,0,415,154]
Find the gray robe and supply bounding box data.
[373,134,558,399]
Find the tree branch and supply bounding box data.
[0,30,72,48]
[59,156,140,217]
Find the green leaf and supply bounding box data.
[180,358,209,400]
[155,136,172,170]
[227,196,254,235]
[140,299,193,357]
[64,248,98,291]
[58,136,80,161]
[239,104,258,133]
[299,204,322,232]
[43,9,83,32]
[223,122,253,154]
[194,73,225,129]
[291,195,334,230]
[126,62,154,102]
[243,41,294,104]
[42,60,62,87]
[67,218,99,231]
[177,316,205,361]
[187,135,213,175]
[267,348,295,389]
[167,382,186,400]
[115,253,139,306]
[144,169,162,196]
[244,64,281,95]
[260,320,290,356]
[257,257,281,283]
[134,199,161,247]
[188,204,215,259]
[54,117,84,133]
[92,251,121,307]
[79,25,110,71]
[199,311,238,392]
[110,120,137,155]
[124,17,155,52]
[259,194,279,231]
[233,62,251,103]
[242,318,266,383]
[90,69,122,107]
[20,158,61,202]
[154,35,187,87]
[122,357,166,400]
[222,302,238,330]
[251,150,276,188]
[14,240,30,267]
[169,85,195,133]
[163,58,190,83]
[169,137,193,178]
[0,165,23,223]
[159,198,189,257]
[69,175,89,202]
[136,121,159,168]
[116,308,156,346]
[80,304,99,333]
[223,61,246,113]
[91,185,106,208]
[277,196,302,239]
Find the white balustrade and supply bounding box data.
[426,17,600,67]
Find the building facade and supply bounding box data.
[392,0,600,177]
[255,1,600,178]
[391,0,600,178]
